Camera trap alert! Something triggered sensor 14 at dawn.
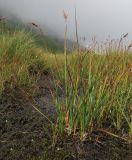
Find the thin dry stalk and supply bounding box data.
[118,33,128,51]
[74,7,80,54]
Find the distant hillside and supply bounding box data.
[0,16,75,53]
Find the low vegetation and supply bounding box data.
[0,20,132,146]
[0,21,46,95]
[52,52,132,140]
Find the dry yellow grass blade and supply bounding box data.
[96,128,132,143]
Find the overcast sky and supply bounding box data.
[0,0,132,44]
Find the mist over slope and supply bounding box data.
[0,0,132,45]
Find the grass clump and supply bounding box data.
[0,20,132,142]
[52,51,132,140]
[0,28,44,95]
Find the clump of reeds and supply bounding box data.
[51,12,132,141]
[53,41,132,141]
[0,25,44,95]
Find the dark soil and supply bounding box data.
[0,75,132,160]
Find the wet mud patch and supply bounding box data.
[0,96,53,160]
[48,133,132,160]
[0,76,55,160]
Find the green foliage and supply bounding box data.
[0,20,64,53]
[0,25,44,95]
[0,20,132,141]
[53,52,132,139]
[34,34,64,53]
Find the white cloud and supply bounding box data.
[0,0,132,43]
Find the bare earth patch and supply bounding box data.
[0,74,132,160]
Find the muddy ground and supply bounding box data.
[0,75,132,160]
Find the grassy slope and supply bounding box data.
[42,51,132,139]
[0,21,132,141]
[0,20,65,94]
[0,21,45,95]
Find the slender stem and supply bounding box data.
[75,7,80,55]
[64,22,68,115]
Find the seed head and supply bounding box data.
[127,43,132,50]
[122,33,128,39]
[31,22,38,28]
[63,10,68,22]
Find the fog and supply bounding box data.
[0,0,132,44]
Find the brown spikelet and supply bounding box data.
[63,10,68,22]
[122,33,128,39]
[127,43,132,51]
[31,22,38,28]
